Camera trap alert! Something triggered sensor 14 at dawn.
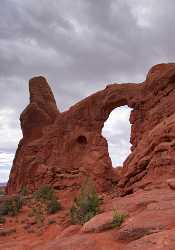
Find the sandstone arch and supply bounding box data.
[7,63,175,196]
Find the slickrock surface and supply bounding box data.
[1,185,175,249]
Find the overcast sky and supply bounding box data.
[0,0,175,182]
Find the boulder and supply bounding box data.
[59,225,82,238]
[82,211,113,233]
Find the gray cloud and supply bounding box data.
[0,0,175,181]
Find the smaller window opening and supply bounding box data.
[77,135,87,145]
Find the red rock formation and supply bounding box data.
[119,63,175,195]
[21,76,59,141]
[6,63,175,196]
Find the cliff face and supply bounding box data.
[6,63,175,195]
[119,63,175,195]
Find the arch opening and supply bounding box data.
[102,106,132,168]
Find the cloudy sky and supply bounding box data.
[0,0,175,182]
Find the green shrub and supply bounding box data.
[112,209,127,228]
[33,185,61,217]
[0,196,23,216]
[70,178,102,225]
[34,185,54,201]
[47,198,61,214]
[0,216,5,224]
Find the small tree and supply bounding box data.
[70,178,102,224]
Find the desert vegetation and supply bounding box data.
[70,178,102,224]
[111,209,127,228]
[0,185,61,230]
[33,185,61,215]
[0,196,23,217]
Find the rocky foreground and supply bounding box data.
[1,182,175,249]
[2,63,175,249]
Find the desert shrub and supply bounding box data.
[47,198,61,214]
[33,185,61,216]
[0,216,5,224]
[0,196,23,216]
[112,209,127,228]
[0,189,5,196]
[34,185,54,201]
[70,178,102,224]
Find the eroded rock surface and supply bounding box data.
[6,63,175,195]
[122,229,175,250]
[2,183,175,249]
